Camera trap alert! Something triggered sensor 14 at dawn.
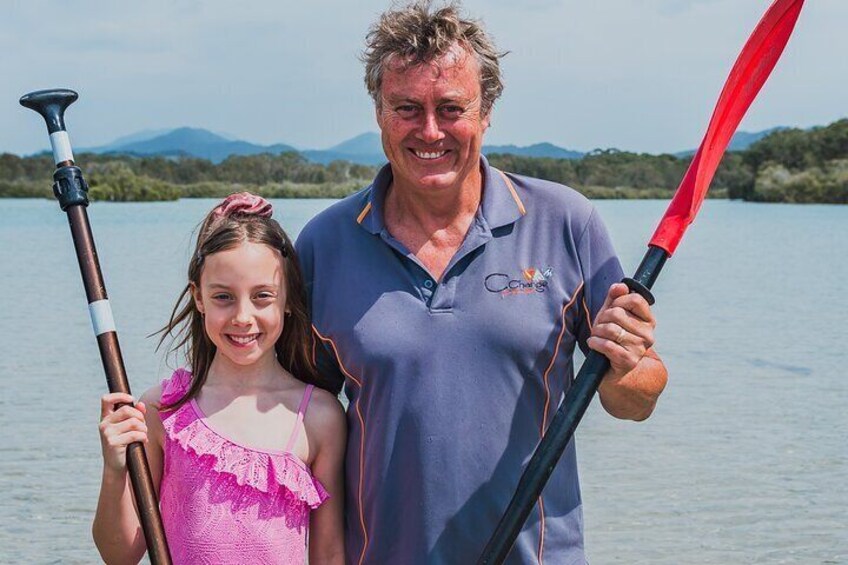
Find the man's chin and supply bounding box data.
[412,173,459,191]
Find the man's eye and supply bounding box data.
[395,105,419,118]
[440,105,464,117]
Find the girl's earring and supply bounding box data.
[284,311,291,318]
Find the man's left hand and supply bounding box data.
[587,282,656,378]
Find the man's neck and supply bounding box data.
[383,167,483,241]
[382,166,484,281]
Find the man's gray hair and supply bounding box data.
[362,1,506,115]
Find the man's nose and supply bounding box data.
[417,111,445,144]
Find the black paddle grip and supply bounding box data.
[53,166,89,210]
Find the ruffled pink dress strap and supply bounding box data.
[160,368,192,407]
[285,384,314,453]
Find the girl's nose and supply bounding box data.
[232,300,253,325]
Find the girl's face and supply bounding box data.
[192,241,288,369]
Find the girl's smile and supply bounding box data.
[226,333,261,346]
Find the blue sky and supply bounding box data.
[2,0,844,155]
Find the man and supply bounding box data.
[296,2,668,563]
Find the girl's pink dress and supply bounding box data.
[158,369,329,564]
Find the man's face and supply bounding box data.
[376,44,490,196]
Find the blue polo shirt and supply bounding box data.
[296,157,623,565]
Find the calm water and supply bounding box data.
[0,198,845,564]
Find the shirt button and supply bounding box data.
[424,280,434,289]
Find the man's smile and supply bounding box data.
[409,149,449,160]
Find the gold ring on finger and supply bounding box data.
[615,327,627,345]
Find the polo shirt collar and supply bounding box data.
[479,155,527,229]
[357,155,526,235]
[358,163,392,235]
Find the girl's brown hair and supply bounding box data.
[158,194,332,410]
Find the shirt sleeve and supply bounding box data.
[574,208,625,355]
[295,228,346,395]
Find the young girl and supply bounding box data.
[93,193,345,564]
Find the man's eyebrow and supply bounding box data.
[383,92,471,105]
[384,94,419,104]
[437,94,469,104]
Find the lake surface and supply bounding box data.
[0,198,845,564]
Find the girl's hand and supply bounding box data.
[98,393,148,473]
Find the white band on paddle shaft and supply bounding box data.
[49,131,74,164]
[88,300,116,336]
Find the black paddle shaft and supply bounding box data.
[478,245,668,564]
[20,89,172,565]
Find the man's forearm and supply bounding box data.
[597,349,668,421]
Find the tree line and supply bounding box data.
[1,118,844,203]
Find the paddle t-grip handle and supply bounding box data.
[19,89,78,134]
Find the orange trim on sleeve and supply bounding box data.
[311,325,370,565]
[356,202,372,225]
[540,281,584,434]
[536,281,584,564]
[496,169,527,216]
[582,294,593,331]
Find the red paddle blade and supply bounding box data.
[650,0,805,256]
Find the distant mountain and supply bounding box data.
[75,126,784,166]
[82,128,586,166]
[675,127,787,157]
[329,132,383,155]
[82,127,298,163]
[301,132,387,165]
[483,142,583,159]
[87,129,173,151]
[303,134,585,164]
[726,127,787,151]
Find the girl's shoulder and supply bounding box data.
[138,369,191,428]
[303,386,346,443]
[130,372,183,417]
[304,386,344,414]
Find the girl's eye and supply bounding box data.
[212,293,232,301]
[255,292,275,301]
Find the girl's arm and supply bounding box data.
[92,386,165,565]
[306,389,347,565]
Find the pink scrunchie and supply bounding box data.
[212,192,273,218]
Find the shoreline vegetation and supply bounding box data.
[2,119,844,204]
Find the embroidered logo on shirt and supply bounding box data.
[485,266,553,297]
